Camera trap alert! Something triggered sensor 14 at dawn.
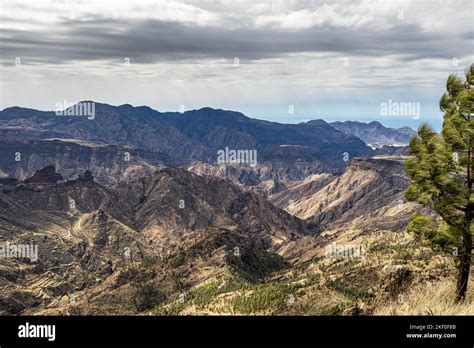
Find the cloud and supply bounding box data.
[1,16,471,65]
[0,0,472,65]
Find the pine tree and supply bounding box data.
[405,64,473,301]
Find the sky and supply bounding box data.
[0,0,473,130]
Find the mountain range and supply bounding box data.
[0,103,372,163]
[1,102,460,316]
[0,102,412,189]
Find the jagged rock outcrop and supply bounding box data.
[23,165,63,184]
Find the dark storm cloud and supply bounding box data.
[1,17,472,65]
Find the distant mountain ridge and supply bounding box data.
[0,102,373,170]
[329,120,415,148]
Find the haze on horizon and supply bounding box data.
[0,0,473,131]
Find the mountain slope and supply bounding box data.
[274,157,414,233]
[114,167,308,249]
[0,166,308,314]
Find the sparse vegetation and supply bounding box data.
[375,278,474,315]
[326,279,375,303]
[231,282,297,314]
[141,256,158,269]
[132,282,166,312]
